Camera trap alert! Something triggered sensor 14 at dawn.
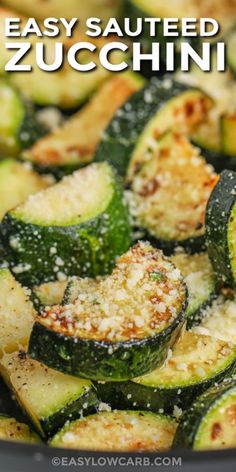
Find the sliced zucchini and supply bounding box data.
[1,0,122,24]
[221,114,236,157]
[0,269,35,357]
[174,381,236,450]
[1,162,131,286]
[0,414,40,444]
[96,332,236,413]
[23,73,145,177]
[128,133,218,252]
[0,159,51,221]
[62,276,102,305]
[29,242,187,381]
[95,78,213,178]
[227,30,236,75]
[170,250,217,328]
[0,351,98,437]
[32,281,68,311]
[0,79,46,157]
[50,410,177,451]
[194,295,236,345]
[206,170,236,287]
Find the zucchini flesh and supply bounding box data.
[170,250,217,328]
[227,30,236,74]
[1,162,131,286]
[62,276,102,305]
[128,133,218,251]
[0,79,46,157]
[206,170,236,288]
[29,242,187,381]
[50,410,177,451]
[174,382,236,450]
[97,332,236,413]
[0,351,98,437]
[32,280,68,311]
[23,73,145,177]
[0,159,51,221]
[194,295,236,345]
[95,78,213,178]
[221,114,236,157]
[0,269,35,356]
[0,414,40,444]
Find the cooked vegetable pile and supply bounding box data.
[0,0,236,454]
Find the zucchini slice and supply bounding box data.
[0,351,98,437]
[0,79,46,157]
[0,269,35,357]
[32,281,68,311]
[221,114,236,157]
[50,410,177,451]
[0,414,40,444]
[23,73,145,178]
[128,133,218,252]
[0,159,51,221]
[1,162,131,286]
[96,332,236,413]
[29,242,187,381]
[95,78,213,178]
[174,381,236,450]
[206,170,236,288]
[62,276,102,305]
[170,250,217,328]
[227,30,236,75]
[194,295,236,345]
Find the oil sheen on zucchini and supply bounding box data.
[23,73,145,178]
[50,410,177,451]
[0,269,35,357]
[0,414,40,444]
[29,242,187,381]
[174,381,236,450]
[96,331,236,413]
[0,351,98,437]
[128,133,217,252]
[0,159,51,221]
[95,78,213,178]
[206,170,236,288]
[170,250,217,328]
[0,79,46,157]
[1,162,131,286]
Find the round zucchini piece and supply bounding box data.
[0,414,40,444]
[95,77,213,178]
[174,381,236,450]
[194,295,236,345]
[0,159,51,222]
[50,410,177,451]
[23,73,145,178]
[170,250,217,328]
[206,170,236,288]
[96,332,236,413]
[128,133,218,252]
[0,79,46,157]
[0,351,98,438]
[1,162,131,286]
[29,242,187,381]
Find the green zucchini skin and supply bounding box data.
[95,79,189,177]
[28,308,185,382]
[173,381,236,449]
[206,170,236,288]
[0,169,131,287]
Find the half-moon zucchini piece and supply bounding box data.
[29,242,187,381]
[50,410,177,451]
[206,170,236,288]
[128,133,218,252]
[96,331,236,413]
[174,381,236,450]
[0,351,98,437]
[1,162,131,286]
